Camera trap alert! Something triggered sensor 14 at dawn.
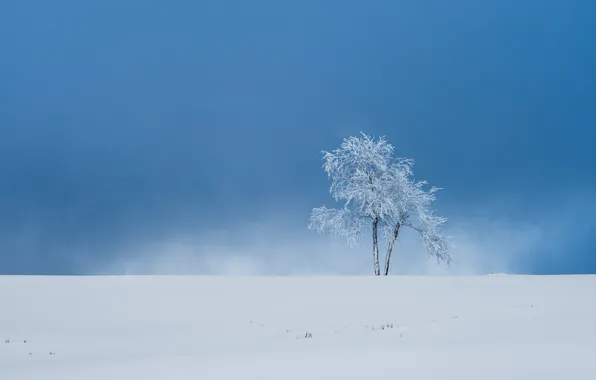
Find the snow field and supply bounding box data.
[1,275,595,379]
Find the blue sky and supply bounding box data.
[1,0,595,275]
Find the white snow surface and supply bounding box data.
[1,275,595,379]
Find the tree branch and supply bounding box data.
[402,223,423,234]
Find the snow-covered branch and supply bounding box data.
[308,206,368,248]
[321,133,401,220]
[417,212,453,265]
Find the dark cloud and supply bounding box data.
[1,0,595,274]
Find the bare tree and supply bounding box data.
[309,132,451,275]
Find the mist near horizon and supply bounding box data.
[43,194,594,276]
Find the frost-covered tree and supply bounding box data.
[309,132,451,275]
[309,133,398,275]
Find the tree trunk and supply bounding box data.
[383,223,401,275]
[372,217,380,275]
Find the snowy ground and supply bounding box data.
[1,275,595,379]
